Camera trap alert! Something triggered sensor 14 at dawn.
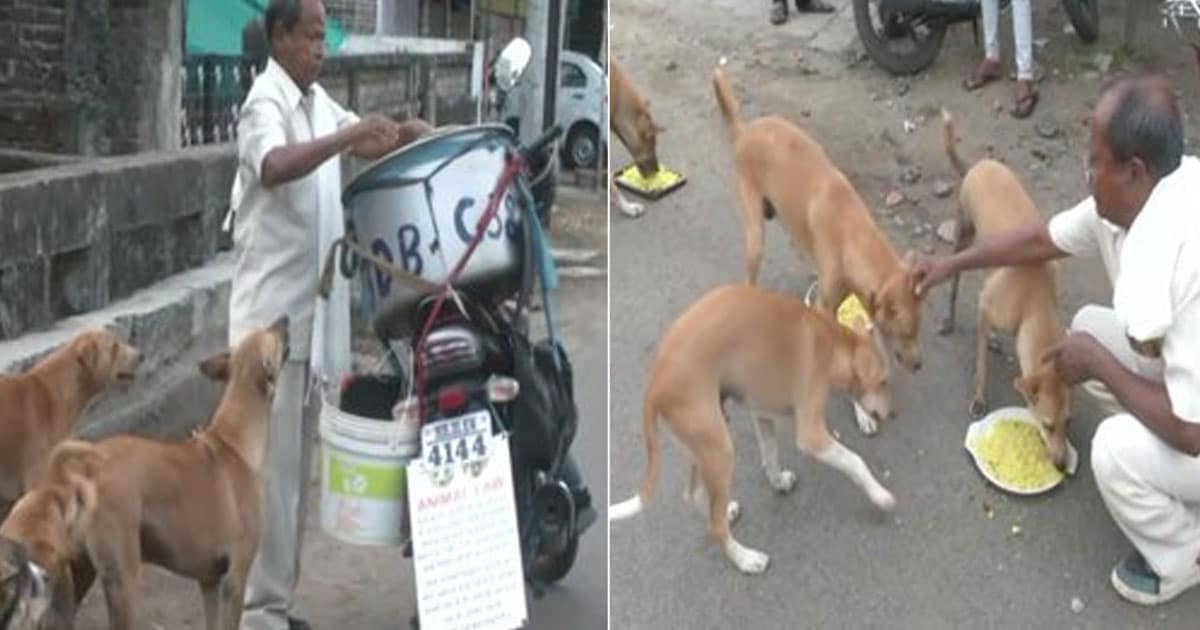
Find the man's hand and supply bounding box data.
[1041,332,1109,386]
[910,254,956,297]
[350,114,402,160]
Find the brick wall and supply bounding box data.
[0,0,70,154]
[0,145,235,339]
[0,0,181,156]
[326,0,377,34]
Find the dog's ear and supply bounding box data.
[1014,374,1041,405]
[199,351,232,381]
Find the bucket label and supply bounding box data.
[328,456,405,500]
[409,425,526,630]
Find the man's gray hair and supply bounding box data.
[1100,75,1184,179]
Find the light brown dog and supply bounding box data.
[610,59,664,219]
[0,442,103,629]
[609,284,896,574]
[712,67,925,372]
[0,329,141,505]
[54,317,289,630]
[938,109,1071,469]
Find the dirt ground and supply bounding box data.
[609,0,1200,628]
[72,184,608,630]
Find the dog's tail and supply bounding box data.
[609,396,663,522]
[713,67,742,141]
[46,440,103,545]
[941,108,969,178]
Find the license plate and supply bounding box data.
[420,410,492,471]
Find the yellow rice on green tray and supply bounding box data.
[969,418,1064,490]
[618,166,682,192]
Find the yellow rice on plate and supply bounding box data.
[968,418,1064,490]
[616,166,683,192]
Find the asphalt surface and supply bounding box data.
[609,0,1200,628]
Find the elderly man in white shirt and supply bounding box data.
[227,2,430,629]
[912,75,1200,605]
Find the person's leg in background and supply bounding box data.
[242,360,318,630]
[1009,0,1038,118]
[963,0,1004,90]
[1092,414,1200,605]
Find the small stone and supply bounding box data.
[921,242,935,254]
[903,119,916,134]
[1031,147,1050,163]
[1063,24,1075,35]
[1083,70,1100,81]
[797,52,806,63]
[885,190,905,207]
[1070,597,1085,613]
[666,60,678,71]
[899,166,922,185]
[880,129,900,147]
[1092,52,1114,74]
[936,219,958,244]
[933,179,954,198]
[896,82,911,97]
[1035,119,1061,139]
[983,502,995,519]
[993,99,1005,114]
[1034,37,1050,49]
[801,109,812,118]
[870,91,882,102]
[1011,523,1022,536]
[883,469,891,479]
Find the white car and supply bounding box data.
[501,50,607,170]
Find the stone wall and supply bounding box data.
[0,145,235,340]
[0,0,182,157]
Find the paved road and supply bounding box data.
[609,1,1200,628]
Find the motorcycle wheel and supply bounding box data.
[852,0,947,75]
[531,534,579,585]
[1061,0,1099,44]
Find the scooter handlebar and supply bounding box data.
[520,124,564,162]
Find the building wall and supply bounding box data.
[0,0,182,157]
[326,0,379,34]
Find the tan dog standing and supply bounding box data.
[0,443,103,629]
[938,110,1072,468]
[610,284,897,574]
[54,317,289,630]
[0,329,141,505]
[610,60,664,219]
[712,67,925,372]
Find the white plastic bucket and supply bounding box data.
[318,392,420,547]
[340,125,523,304]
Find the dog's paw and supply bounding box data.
[726,500,742,524]
[620,201,646,218]
[854,404,878,436]
[969,397,988,418]
[938,317,956,336]
[726,540,770,574]
[770,470,797,494]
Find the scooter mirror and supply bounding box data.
[493,38,533,91]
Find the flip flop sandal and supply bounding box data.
[796,0,838,12]
[1010,91,1039,119]
[962,71,1001,91]
[771,2,788,24]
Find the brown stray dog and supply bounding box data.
[938,109,1071,469]
[610,59,664,219]
[0,329,141,504]
[0,442,103,629]
[712,67,925,372]
[55,317,289,630]
[609,284,896,574]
